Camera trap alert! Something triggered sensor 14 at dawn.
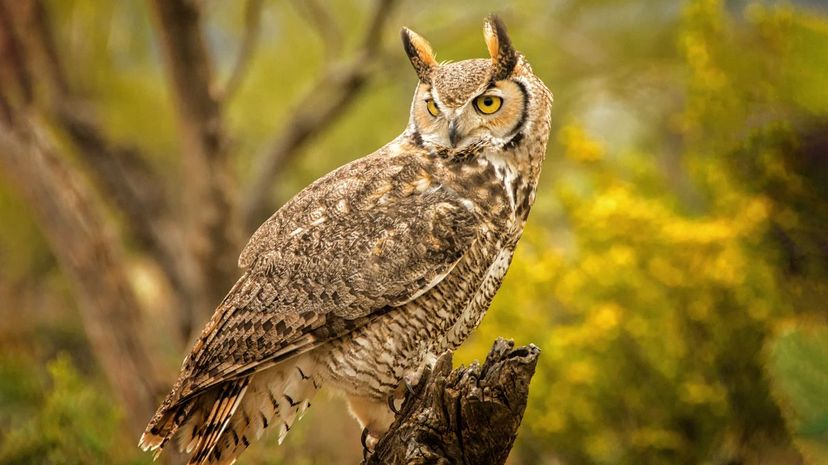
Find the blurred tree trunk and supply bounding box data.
[0,0,399,442]
[0,124,165,435]
[148,0,243,328]
[364,339,540,465]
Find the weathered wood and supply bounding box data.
[364,338,540,465]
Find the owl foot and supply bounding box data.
[404,377,417,395]
[401,351,438,393]
[388,377,417,415]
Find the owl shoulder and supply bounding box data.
[238,140,453,270]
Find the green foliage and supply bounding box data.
[0,354,42,427]
[767,327,828,464]
[0,355,133,465]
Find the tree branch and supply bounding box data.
[4,0,197,341]
[291,0,344,62]
[23,0,174,252]
[0,121,165,436]
[242,0,397,231]
[149,0,242,323]
[0,0,34,107]
[21,0,66,97]
[217,0,263,103]
[54,105,198,340]
[364,339,540,465]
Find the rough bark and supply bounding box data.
[364,338,540,465]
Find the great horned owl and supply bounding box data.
[140,15,552,465]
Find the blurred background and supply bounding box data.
[1,0,827,464]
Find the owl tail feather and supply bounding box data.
[184,377,251,465]
[182,357,320,465]
[139,380,202,457]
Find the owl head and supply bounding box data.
[401,15,550,151]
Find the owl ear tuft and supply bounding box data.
[484,15,518,81]
[401,27,437,83]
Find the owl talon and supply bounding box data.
[361,427,381,458]
[387,393,401,415]
[361,427,370,458]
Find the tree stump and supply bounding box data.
[364,338,540,465]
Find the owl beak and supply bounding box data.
[448,120,460,147]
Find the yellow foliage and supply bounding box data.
[462,8,828,463]
[558,123,605,162]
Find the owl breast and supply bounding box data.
[316,237,512,400]
[316,150,526,400]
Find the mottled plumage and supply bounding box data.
[140,15,552,465]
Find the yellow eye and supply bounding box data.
[474,95,503,114]
[426,99,440,117]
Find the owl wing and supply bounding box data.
[174,150,479,402]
